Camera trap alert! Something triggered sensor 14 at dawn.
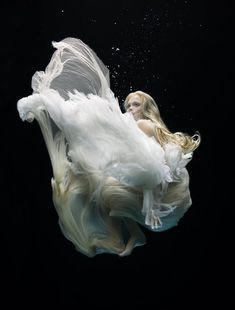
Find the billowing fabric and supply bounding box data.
[17,38,193,257]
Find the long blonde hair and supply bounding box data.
[124,90,201,153]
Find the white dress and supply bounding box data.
[17,38,193,257]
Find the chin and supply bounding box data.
[134,116,142,121]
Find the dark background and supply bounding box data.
[1,0,232,308]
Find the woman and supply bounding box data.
[17,38,200,257]
[125,90,200,153]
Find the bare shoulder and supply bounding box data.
[137,119,156,137]
[136,119,155,129]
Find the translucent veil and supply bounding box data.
[32,38,110,98]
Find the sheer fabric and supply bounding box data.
[17,38,193,257]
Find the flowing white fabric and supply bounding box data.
[17,38,193,257]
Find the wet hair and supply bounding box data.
[124,90,200,153]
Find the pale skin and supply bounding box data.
[125,94,156,138]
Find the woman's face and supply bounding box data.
[125,95,144,121]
